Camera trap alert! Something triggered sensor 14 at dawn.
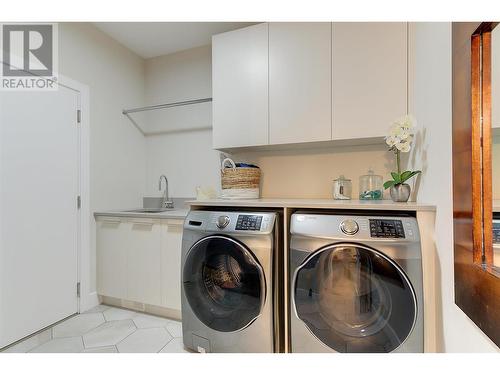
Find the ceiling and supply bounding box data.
[94,22,257,59]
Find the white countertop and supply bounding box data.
[94,208,189,219]
[187,198,436,212]
[94,199,436,218]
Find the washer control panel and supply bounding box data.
[235,214,263,231]
[369,219,405,238]
[290,213,419,242]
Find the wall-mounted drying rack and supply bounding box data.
[122,97,213,136]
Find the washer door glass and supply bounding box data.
[183,235,266,332]
[294,244,416,352]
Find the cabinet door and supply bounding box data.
[160,219,184,311]
[269,23,332,144]
[97,218,128,299]
[127,219,162,306]
[212,23,269,149]
[332,23,407,140]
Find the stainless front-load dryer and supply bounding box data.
[181,210,280,353]
[290,213,423,353]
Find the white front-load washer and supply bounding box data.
[289,212,423,353]
[181,210,281,353]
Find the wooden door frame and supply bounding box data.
[452,22,499,347]
[471,27,493,266]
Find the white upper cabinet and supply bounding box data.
[212,23,269,148]
[269,23,332,144]
[332,23,407,140]
[212,22,408,149]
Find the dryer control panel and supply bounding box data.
[184,210,276,235]
[235,214,263,231]
[369,219,405,238]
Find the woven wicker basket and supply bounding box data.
[220,158,261,199]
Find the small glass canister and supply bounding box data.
[332,175,352,200]
[359,169,383,200]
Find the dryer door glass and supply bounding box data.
[183,235,266,332]
[294,244,417,352]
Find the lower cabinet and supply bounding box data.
[96,217,128,299]
[160,219,184,311]
[96,216,184,313]
[127,219,162,306]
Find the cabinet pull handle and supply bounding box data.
[166,219,184,226]
[132,221,154,226]
[101,219,121,224]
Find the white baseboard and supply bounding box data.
[80,292,99,313]
[100,295,181,321]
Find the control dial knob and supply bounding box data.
[340,219,359,235]
[216,215,230,229]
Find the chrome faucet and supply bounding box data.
[158,175,174,209]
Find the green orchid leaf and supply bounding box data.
[400,170,413,181]
[383,180,396,190]
[390,172,401,184]
[410,170,422,179]
[400,170,422,183]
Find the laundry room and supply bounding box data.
[0,1,499,374]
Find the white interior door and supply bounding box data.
[0,84,80,348]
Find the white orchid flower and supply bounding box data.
[395,115,415,131]
[406,114,417,129]
[385,115,421,192]
[396,141,411,153]
[389,125,400,137]
[385,136,398,147]
[387,115,416,148]
[399,129,410,139]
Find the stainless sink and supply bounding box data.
[123,208,174,213]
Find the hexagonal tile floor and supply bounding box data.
[1,305,191,353]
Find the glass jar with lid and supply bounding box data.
[359,169,383,200]
[332,175,352,200]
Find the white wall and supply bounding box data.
[59,23,146,293]
[144,45,219,198]
[410,22,499,352]
[232,145,391,199]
